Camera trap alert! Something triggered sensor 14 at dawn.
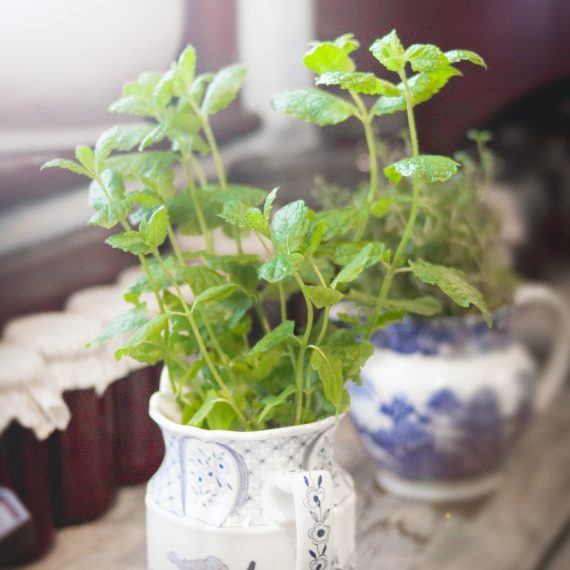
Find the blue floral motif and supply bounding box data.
[187,447,233,508]
[352,386,532,480]
[304,474,331,570]
[370,308,513,355]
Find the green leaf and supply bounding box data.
[202,63,247,115]
[370,197,396,218]
[141,205,169,250]
[106,151,178,180]
[258,255,298,283]
[110,72,161,116]
[218,200,250,227]
[129,190,163,208]
[88,172,130,229]
[371,66,461,116]
[250,321,295,355]
[193,284,239,308]
[332,33,360,54]
[384,155,460,184]
[405,44,449,72]
[304,219,327,256]
[303,43,355,74]
[189,72,214,105]
[271,200,309,255]
[91,305,150,346]
[206,255,260,294]
[332,243,373,286]
[139,123,168,150]
[187,391,229,427]
[370,30,406,72]
[205,400,236,430]
[410,259,491,325]
[317,71,400,96]
[313,207,364,241]
[115,313,168,360]
[318,241,386,267]
[264,187,279,224]
[311,347,345,410]
[445,49,487,68]
[385,296,443,316]
[40,158,88,177]
[327,330,374,380]
[178,265,226,295]
[306,286,344,309]
[258,385,297,424]
[271,89,355,126]
[75,146,95,174]
[174,46,197,96]
[106,231,150,255]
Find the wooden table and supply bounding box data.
[17,389,570,570]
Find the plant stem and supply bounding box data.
[201,114,243,254]
[367,69,421,339]
[351,92,380,240]
[181,158,214,254]
[293,273,314,425]
[152,250,252,430]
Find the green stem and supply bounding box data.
[152,250,252,430]
[293,273,314,425]
[181,158,214,254]
[367,70,421,339]
[351,92,380,240]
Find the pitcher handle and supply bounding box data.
[263,469,335,570]
[515,284,570,412]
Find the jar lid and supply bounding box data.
[66,284,130,325]
[0,343,45,389]
[3,312,106,360]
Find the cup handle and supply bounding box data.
[515,284,570,412]
[263,469,335,570]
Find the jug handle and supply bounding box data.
[263,469,335,570]
[515,284,570,412]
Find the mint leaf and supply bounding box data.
[141,205,169,250]
[41,158,88,177]
[88,172,130,229]
[193,284,238,308]
[106,151,178,180]
[311,347,345,410]
[319,241,386,267]
[174,46,197,97]
[115,313,169,360]
[332,33,360,54]
[314,207,364,240]
[370,30,406,72]
[370,197,396,218]
[271,200,309,255]
[259,255,298,283]
[75,146,95,174]
[187,391,229,427]
[202,64,247,115]
[317,71,400,96]
[303,43,355,74]
[384,155,460,184]
[264,187,279,224]
[306,286,344,309]
[332,243,373,286]
[250,321,295,355]
[385,296,443,316]
[304,219,327,256]
[410,259,491,325]
[271,89,355,126]
[178,265,225,295]
[405,44,449,72]
[258,385,297,424]
[445,49,486,68]
[106,231,150,255]
[91,305,150,346]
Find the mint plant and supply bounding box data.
[42,46,379,431]
[272,31,491,331]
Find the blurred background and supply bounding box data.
[0,1,569,568]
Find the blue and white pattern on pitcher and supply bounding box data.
[370,308,513,356]
[350,376,533,480]
[148,424,353,528]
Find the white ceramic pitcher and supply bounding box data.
[348,284,570,502]
[146,392,356,570]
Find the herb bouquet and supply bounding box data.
[272,31,567,504]
[43,32,491,567]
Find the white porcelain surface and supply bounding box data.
[146,392,356,569]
